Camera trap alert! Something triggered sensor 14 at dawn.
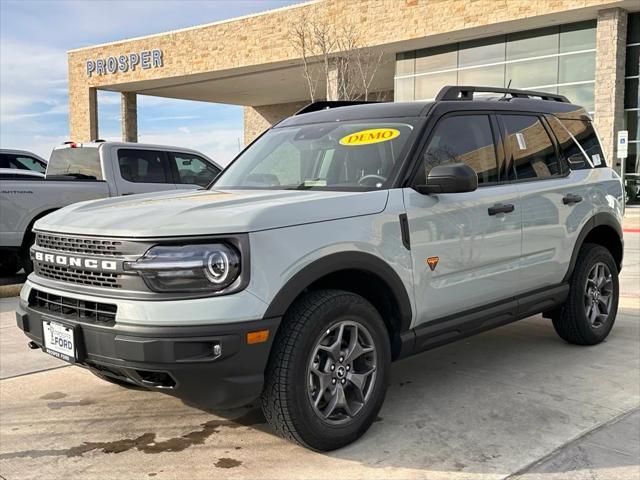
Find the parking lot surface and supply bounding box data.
[0,217,638,480]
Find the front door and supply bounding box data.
[403,113,522,326]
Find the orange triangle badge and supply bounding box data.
[426,257,439,271]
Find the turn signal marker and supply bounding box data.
[426,257,439,271]
[247,330,269,344]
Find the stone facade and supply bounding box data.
[593,8,628,170]
[244,101,310,145]
[67,0,633,149]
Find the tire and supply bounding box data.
[0,253,19,277]
[552,243,619,345]
[262,289,391,451]
[21,232,35,275]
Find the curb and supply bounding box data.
[0,284,23,299]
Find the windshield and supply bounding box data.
[213,119,418,190]
[47,147,103,180]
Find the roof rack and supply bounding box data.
[294,100,380,116]
[435,85,570,103]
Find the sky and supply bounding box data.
[0,0,302,166]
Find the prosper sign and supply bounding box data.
[86,49,163,77]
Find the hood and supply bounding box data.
[35,188,389,237]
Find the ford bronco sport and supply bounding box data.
[16,86,624,451]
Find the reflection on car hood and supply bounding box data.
[35,188,390,237]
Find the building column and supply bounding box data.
[243,100,310,145]
[121,92,138,143]
[326,58,349,101]
[593,8,627,172]
[69,87,98,142]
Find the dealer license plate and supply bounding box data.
[42,320,76,363]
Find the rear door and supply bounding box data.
[403,112,522,325]
[499,113,593,293]
[111,148,177,195]
[169,152,221,188]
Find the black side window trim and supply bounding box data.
[497,112,568,184]
[408,111,506,188]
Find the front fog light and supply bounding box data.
[130,244,240,293]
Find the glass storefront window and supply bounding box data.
[559,51,596,84]
[396,51,415,76]
[395,21,597,112]
[626,45,639,77]
[394,77,415,101]
[559,83,595,112]
[458,65,505,87]
[625,111,639,142]
[415,71,457,99]
[506,27,559,60]
[458,36,505,67]
[415,45,457,74]
[626,78,639,109]
[559,21,596,53]
[506,57,558,89]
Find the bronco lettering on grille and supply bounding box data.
[34,251,117,271]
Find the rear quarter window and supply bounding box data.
[547,116,606,169]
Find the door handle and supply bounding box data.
[562,193,583,205]
[488,203,515,215]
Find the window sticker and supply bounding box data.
[340,128,400,146]
[592,154,602,166]
[515,132,527,150]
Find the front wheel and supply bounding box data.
[552,243,619,345]
[262,290,390,451]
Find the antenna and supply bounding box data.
[500,80,513,101]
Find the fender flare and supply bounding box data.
[262,251,413,332]
[562,211,623,283]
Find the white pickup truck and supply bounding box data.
[0,141,222,275]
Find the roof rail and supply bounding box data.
[294,100,380,116]
[435,85,570,103]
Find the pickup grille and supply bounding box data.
[36,264,122,289]
[36,233,124,257]
[29,288,117,324]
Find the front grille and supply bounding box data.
[36,233,124,257]
[29,288,117,324]
[36,263,122,288]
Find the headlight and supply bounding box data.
[129,244,241,293]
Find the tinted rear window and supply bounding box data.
[47,147,102,179]
[547,116,606,169]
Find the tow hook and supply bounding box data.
[27,341,39,350]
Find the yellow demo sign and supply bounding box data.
[340,128,400,146]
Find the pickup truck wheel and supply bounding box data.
[553,243,619,345]
[262,289,390,451]
[0,253,19,276]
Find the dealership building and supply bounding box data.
[68,0,639,183]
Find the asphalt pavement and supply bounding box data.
[0,212,638,480]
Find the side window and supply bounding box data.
[16,156,46,173]
[418,114,500,185]
[0,154,45,172]
[547,116,605,169]
[117,149,171,184]
[501,115,560,180]
[172,153,221,187]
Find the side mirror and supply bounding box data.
[413,163,478,195]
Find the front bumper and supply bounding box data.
[16,293,280,409]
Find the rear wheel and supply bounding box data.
[262,290,390,451]
[552,243,619,345]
